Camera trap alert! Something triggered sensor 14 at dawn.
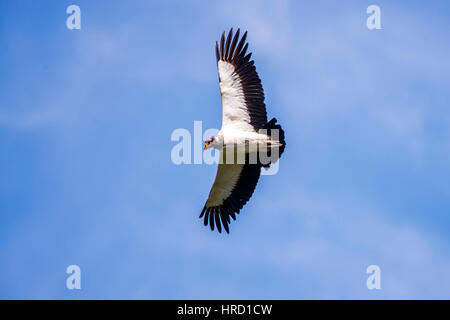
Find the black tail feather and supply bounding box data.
[260,118,285,168]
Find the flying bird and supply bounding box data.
[200,28,286,233]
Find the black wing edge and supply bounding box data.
[215,28,267,129]
[199,163,262,234]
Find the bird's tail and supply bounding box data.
[260,118,285,168]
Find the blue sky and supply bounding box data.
[1,0,450,299]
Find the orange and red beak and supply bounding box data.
[203,141,209,150]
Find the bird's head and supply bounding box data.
[204,137,215,150]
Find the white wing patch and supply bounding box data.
[218,61,255,132]
[205,163,244,207]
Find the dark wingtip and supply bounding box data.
[217,28,251,65]
[241,30,248,43]
[199,206,206,218]
[222,220,230,234]
[215,41,220,62]
[215,211,222,233]
[220,31,226,60]
[209,210,215,231]
[201,206,233,234]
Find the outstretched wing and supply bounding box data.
[200,162,262,233]
[216,28,267,132]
